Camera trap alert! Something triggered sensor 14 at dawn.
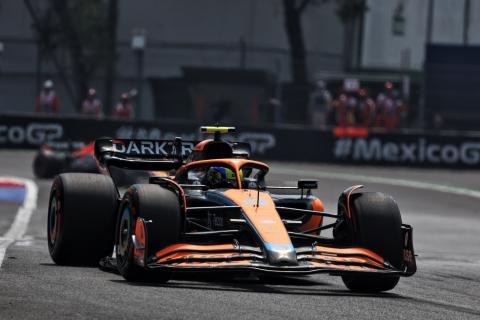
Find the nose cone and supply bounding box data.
[221,189,298,266]
[265,243,298,266]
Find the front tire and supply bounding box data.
[116,184,182,282]
[47,174,118,265]
[339,192,403,292]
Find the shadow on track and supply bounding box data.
[109,273,404,299]
[40,258,404,298]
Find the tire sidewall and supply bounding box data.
[350,192,403,269]
[115,184,181,281]
[339,192,403,292]
[47,174,118,265]
[115,190,138,277]
[47,177,64,259]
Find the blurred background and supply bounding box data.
[1,0,479,131]
[2,3,480,318]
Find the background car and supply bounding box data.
[32,141,98,179]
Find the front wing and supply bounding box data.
[140,226,416,277]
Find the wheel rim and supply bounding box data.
[48,195,60,246]
[117,207,131,265]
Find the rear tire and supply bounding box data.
[116,184,181,282]
[47,174,118,265]
[339,192,403,292]
[33,152,63,179]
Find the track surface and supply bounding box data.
[0,150,479,319]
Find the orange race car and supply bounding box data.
[47,126,416,292]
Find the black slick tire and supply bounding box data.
[33,152,63,179]
[340,192,403,293]
[47,173,118,265]
[116,184,181,282]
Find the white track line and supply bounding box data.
[0,177,38,268]
[272,166,480,199]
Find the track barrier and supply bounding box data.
[1,113,479,168]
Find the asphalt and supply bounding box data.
[0,150,479,319]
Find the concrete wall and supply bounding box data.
[362,0,480,71]
[0,0,343,118]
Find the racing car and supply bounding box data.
[33,141,98,178]
[47,126,416,292]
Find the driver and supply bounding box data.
[205,166,237,188]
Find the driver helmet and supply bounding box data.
[206,166,236,188]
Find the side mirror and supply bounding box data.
[298,180,318,189]
[243,178,265,190]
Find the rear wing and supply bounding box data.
[95,135,253,171]
[94,138,196,171]
[42,141,86,152]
